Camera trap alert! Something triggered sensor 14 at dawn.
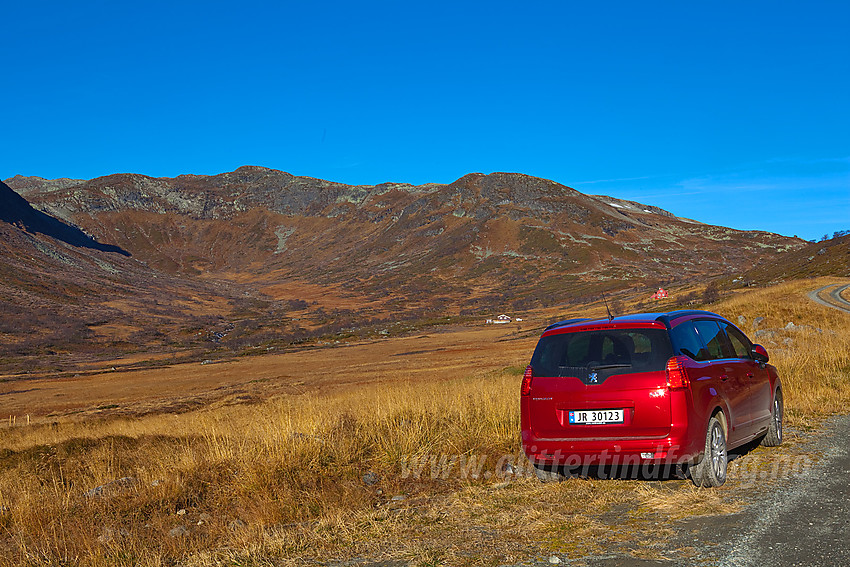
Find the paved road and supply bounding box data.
[807,283,850,313]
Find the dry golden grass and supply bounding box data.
[634,483,740,519]
[0,372,527,565]
[0,325,535,420]
[0,278,848,565]
[711,278,850,426]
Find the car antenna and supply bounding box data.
[602,292,614,321]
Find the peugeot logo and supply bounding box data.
[589,370,599,384]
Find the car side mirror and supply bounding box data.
[751,344,769,363]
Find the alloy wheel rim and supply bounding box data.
[775,398,783,441]
[711,424,727,479]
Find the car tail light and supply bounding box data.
[521,365,533,396]
[666,356,690,390]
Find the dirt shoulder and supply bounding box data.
[700,413,849,567]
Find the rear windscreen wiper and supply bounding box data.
[588,363,631,370]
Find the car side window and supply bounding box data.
[670,322,707,361]
[724,324,752,359]
[692,320,732,360]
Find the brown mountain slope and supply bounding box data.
[732,233,850,284]
[14,167,802,302]
[0,218,277,374]
[0,181,310,374]
[2,167,806,373]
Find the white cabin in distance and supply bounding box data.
[486,314,523,324]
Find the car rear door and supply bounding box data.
[722,322,773,431]
[691,319,753,441]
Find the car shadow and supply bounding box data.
[727,434,767,462]
[550,436,767,482]
[562,463,688,482]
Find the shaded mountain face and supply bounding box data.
[1,181,129,255]
[1,167,806,374]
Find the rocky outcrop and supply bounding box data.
[3,174,84,196]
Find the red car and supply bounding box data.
[521,310,783,486]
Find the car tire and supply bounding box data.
[689,415,727,487]
[761,390,783,447]
[533,463,566,483]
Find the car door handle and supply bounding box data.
[720,374,729,382]
[746,373,754,379]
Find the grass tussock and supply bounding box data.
[634,483,740,519]
[0,278,848,565]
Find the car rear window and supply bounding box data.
[530,328,673,377]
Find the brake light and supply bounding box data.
[521,365,533,396]
[666,356,690,389]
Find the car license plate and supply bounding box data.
[569,409,624,424]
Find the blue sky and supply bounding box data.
[1,1,848,240]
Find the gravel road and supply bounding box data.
[718,414,850,566]
[582,414,850,567]
[807,283,850,313]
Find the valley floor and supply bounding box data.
[0,278,848,566]
[0,323,536,422]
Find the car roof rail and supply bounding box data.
[544,317,591,331]
[656,310,719,325]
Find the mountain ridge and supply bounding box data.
[1,167,807,374]
[5,167,805,297]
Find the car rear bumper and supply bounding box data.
[522,431,703,466]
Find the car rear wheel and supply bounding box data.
[761,390,783,447]
[689,415,727,487]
